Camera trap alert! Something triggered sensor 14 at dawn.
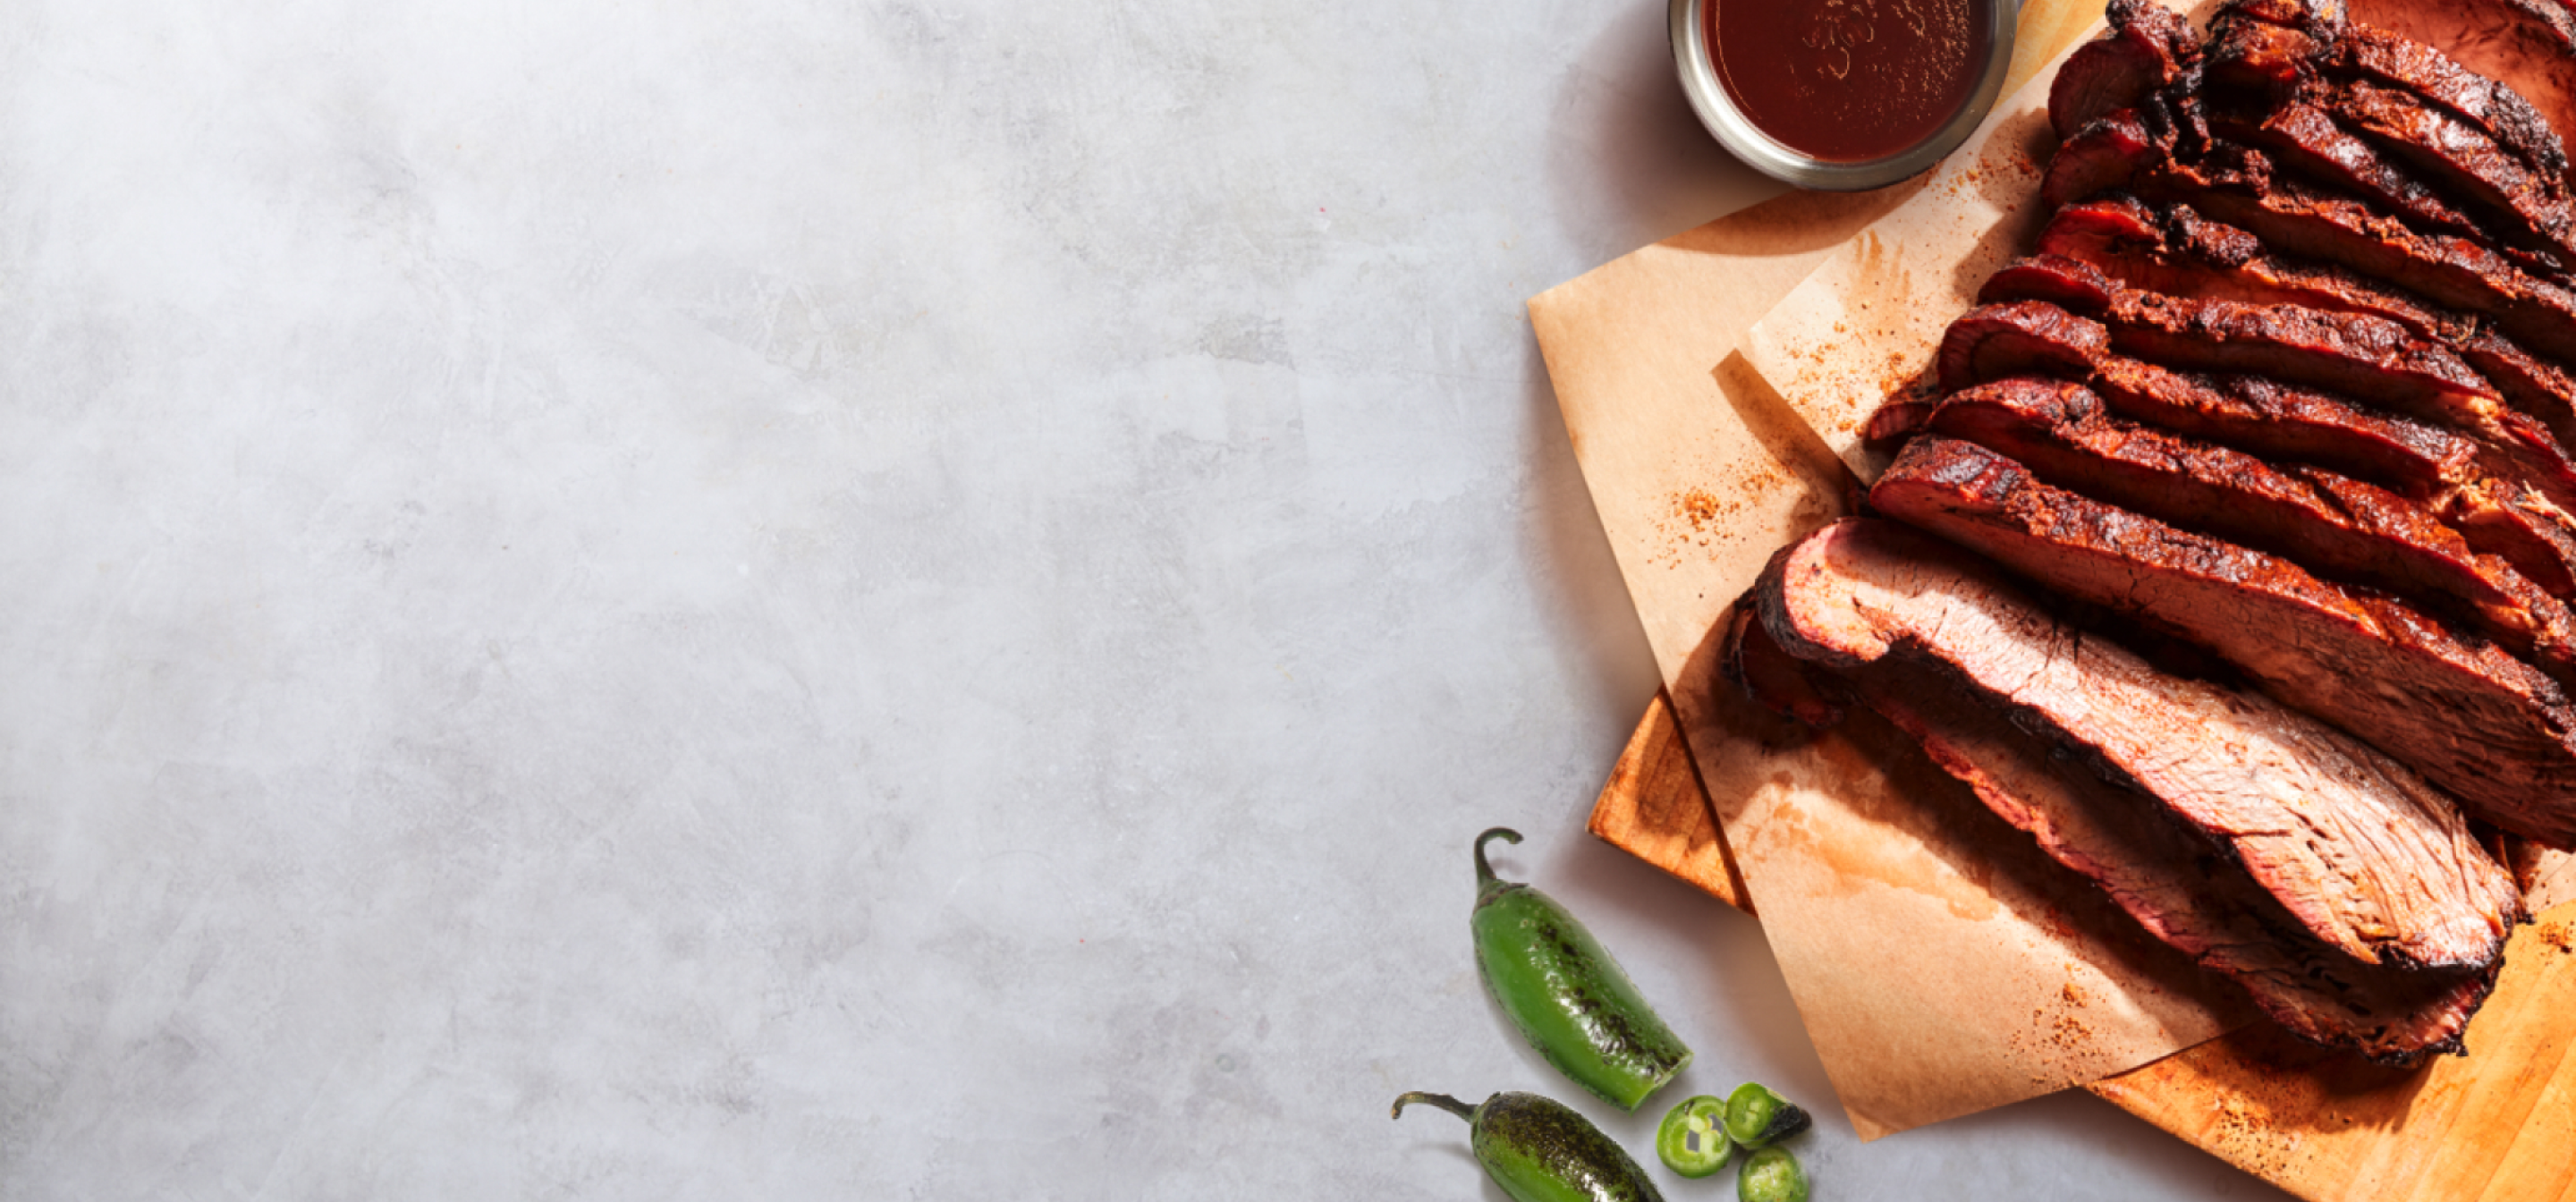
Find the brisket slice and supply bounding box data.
[1862,399,1936,445]
[1755,518,2520,971]
[1936,301,2110,393]
[2331,23,2570,187]
[2350,0,2576,190]
[2445,478,2576,596]
[2207,101,2494,248]
[2047,109,2165,210]
[2103,134,2576,361]
[2462,333,2576,454]
[2207,1,2576,264]
[2329,79,2576,267]
[1976,255,2576,508]
[2038,195,2470,341]
[1719,605,1850,729]
[2037,198,2576,482]
[1740,520,2511,1060]
[1869,436,2576,847]
[1935,302,2576,592]
[1935,301,2481,490]
[2051,0,2206,141]
[1979,255,2507,424]
[1925,377,2576,678]
[2207,0,2346,104]
[2097,360,2482,491]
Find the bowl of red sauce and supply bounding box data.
[1674,0,2021,190]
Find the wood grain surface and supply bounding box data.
[1591,692,2576,1201]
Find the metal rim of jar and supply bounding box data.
[1670,0,2025,192]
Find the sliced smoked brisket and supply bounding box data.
[2146,149,2576,359]
[1922,377,2576,677]
[2328,79,2576,266]
[1979,255,2504,419]
[1936,301,2485,490]
[1868,436,2576,847]
[1737,519,2512,1060]
[2331,22,2570,186]
[2207,100,2495,246]
[2044,108,2576,359]
[2051,0,2206,140]
[1973,257,2576,511]
[2347,0,2576,193]
[2038,195,2470,342]
[2034,199,2576,481]
[2206,0,2345,104]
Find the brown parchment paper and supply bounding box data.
[1530,0,2258,1140]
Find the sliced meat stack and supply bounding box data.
[1734,520,2518,1062]
[1724,0,2576,1062]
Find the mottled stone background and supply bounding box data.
[0,1,2288,1196]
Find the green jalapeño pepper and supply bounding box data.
[1722,1082,1812,1148]
[1655,1094,1734,1178]
[1471,828,1691,1110]
[1736,1146,1809,1202]
[1394,1090,1665,1202]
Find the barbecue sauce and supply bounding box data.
[1708,0,1987,163]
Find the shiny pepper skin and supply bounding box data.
[1471,828,1693,1110]
[1393,1090,1666,1202]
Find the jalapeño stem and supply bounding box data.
[1391,1091,1478,1122]
[1474,827,1522,888]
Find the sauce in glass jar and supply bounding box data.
[1707,0,1989,163]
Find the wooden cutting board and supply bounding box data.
[1590,691,2576,1201]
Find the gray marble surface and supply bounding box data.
[0,2,2299,1197]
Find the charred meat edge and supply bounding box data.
[2349,0,2576,193]
[1869,436,2576,849]
[1933,300,2576,594]
[2039,194,2576,453]
[2051,0,2205,141]
[2036,198,2576,540]
[1975,255,2576,514]
[2332,80,2576,251]
[1734,520,2511,1060]
[2331,23,2570,187]
[2045,104,2576,355]
[1924,377,2576,681]
[2206,0,2576,267]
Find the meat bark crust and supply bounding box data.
[1932,300,2576,594]
[1936,300,2487,494]
[2161,148,2576,356]
[2350,0,2576,192]
[1922,377,2576,677]
[2207,100,2494,248]
[2056,114,2576,362]
[2046,109,2163,209]
[2032,199,2576,512]
[2038,195,2468,343]
[2328,79,2576,267]
[1978,255,2504,419]
[2050,0,2207,140]
[1869,436,2576,848]
[2332,23,2571,186]
[1974,256,2576,512]
[2207,0,2349,109]
[1742,519,2511,1061]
